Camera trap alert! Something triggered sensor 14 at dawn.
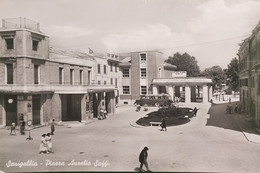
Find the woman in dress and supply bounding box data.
[39,134,48,154]
[46,133,53,153]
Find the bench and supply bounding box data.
[149,122,162,126]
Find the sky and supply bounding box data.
[0,0,260,70]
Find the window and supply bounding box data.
[141,86,147,95]
[6,64,13,84]
[140,53,146,61]
[111,78,113,85]
[115,64,118,72]
[110,63,113,72]
[141,68,146,78]
[70,69,74,84]
[115,78,118,88]
[251,77,255,88]
[34,65,40,84]
[32,40,39,51]
[80,70,83,85]
[98,64,101,74]
[104,81,107,85]
[104,65,106,74]
[123,86,130,94]
[123,68,130,77]
[88,70,91,84]
[59,68,63,84]
[6,38,14,50]
[98,80,101,84]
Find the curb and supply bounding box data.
[231,114,260,144]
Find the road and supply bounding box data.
[0,103,260,172]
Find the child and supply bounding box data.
[51,119,55,135]
[10,121,16,135]
[39,134,49,154]
[46,133,53,153]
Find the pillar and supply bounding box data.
[153,85,158,95]
[168,85,175,101]
[185,85,191,103]
[208,85,213,101]
[203,85,209,103]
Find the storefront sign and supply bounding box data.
[172,71,187,78]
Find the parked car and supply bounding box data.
[134,94,173,107]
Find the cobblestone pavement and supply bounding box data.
[1,102,260,172]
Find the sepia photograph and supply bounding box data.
[0,0,260,172]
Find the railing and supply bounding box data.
[1,18,40,32]
[0,83,115,94]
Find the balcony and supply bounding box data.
[107,53,120,62]
[0,83,116,94]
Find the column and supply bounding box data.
[185,85,191,103]
[208,85,213,101]
[152,85,158,95]
[203,85,209,103]
[168,85,175,101]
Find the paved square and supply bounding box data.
[1,103,260,172]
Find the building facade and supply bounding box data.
[118,51,213,104]
[238,21,260,127]
[0,18,117,127]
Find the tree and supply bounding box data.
[165,52,200,77]
[201,65,226,90]
[225,57,239,92]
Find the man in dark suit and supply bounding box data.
[139,146,151,172]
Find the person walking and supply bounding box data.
[161,118,167,131]
[39,134,49,154]
[46,133,53,153]
[139,146,151,172]
[50,119,55,135]
[193,107,199,117]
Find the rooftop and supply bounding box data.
[1,17,41,33]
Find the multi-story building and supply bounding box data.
[0,18,117,127]
[238,21,260,127]
[119,51,213,104]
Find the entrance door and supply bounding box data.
[5,95,17,126]
[32,95,41,125]
[61,94,82,121]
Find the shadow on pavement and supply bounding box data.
[206,101,258,135]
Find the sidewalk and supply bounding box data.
[231,113,260,144]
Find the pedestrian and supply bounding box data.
[20,119,26,135]
[234,104,238,113]
[39,134,49,154]
[139,146,151,172]
[229,105,233,114]
[46,133,53,153]
[50,119,55,135]
[10,121,16,135]
[161,118,167,131]
[229,97,231,103]
[104,109,107,119]
[193,107,199,117]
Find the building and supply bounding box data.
[0,18,117,127]
[238,21,260,127]
[118,51,213,104]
